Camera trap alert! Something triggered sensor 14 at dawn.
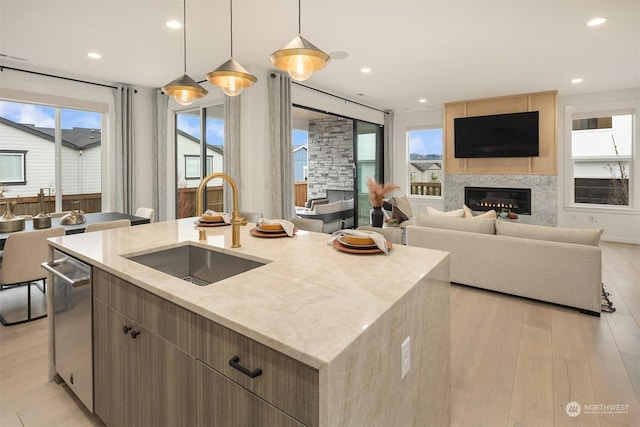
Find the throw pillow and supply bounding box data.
[463,204,474,218]
[463,204,496,219]
[415,214,496,234]
[495,221,604,246]
[427,206,464,217]
[391,195,413,222]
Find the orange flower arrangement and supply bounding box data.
[367,177,399,207]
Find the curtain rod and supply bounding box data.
[0,65,137,92]
[291,80,389,114]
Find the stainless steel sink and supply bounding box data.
[127,245,267,286]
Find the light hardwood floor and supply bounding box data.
[0,242,638,426]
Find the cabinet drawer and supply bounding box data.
[195,317,319,427]
[94,268,195,354]
[197,361,304,427]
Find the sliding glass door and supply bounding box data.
[354,120,384,226]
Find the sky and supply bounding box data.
[0,100,101,129]
[408,128,443,156]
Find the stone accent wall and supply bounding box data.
[445,174,558,226]
[308,117,354,199]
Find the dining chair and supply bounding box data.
[239,211,263,223]
[0,227,65,326]
[135,207,155,223]
[84,219,131,233]
[290,217,324,233]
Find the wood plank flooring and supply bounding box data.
[0,242,638,426]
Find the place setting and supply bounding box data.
[250,218,297,238]
[194,210,231,227]
[328,229,392,255]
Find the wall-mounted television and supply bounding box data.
[454,111,539,158]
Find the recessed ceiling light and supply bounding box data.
[419,98,427,103]
[587,17,607,27]
[361,67,371,74]
[87,52,102,59]
[166,20,182,29]
[571,78,583,84]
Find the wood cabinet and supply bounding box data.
[93,268,319,427]
[93,269,196,427]
[196,361,304,427]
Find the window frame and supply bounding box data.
[0,150,27,185]
[565,104,636,210]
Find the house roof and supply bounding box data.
[177,129,223,155]
[410,162,442,172]
[0,116,101,150]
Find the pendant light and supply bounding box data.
[161,0,208,105]
[206,0,257,96]
[270,0,330,81]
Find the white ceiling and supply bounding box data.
[1,1,638,112]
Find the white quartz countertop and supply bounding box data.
[48,218,448,369]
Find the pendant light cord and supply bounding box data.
[298,0,301,34]
[183,0,187,74]
[230,0,234,57]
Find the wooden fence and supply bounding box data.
[295,181,308,207]
[0,193,102,216]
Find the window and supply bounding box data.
[0,150,27,184]
[572,112,633,206]
[175,105,224,218]
[0,100,102,212]
[407,127,443,196]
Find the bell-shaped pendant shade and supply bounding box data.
[270,35,330,81]
[162,74,208,106]
[206,58,258,97]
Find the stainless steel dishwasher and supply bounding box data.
[42,249,93,411]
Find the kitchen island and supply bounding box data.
[46,218,450,426]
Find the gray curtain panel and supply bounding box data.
[268,72,294,220]
[152,89,168,221]
[224,95,241,213]
[384,111,394,186]
[113,85,136,214]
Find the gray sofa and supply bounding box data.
[405,215,604,315]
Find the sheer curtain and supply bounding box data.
[113,85,136,214]
[152,89,168,221]
[268,72,294,219]
[384,111,394,184]
[224,95,241,213]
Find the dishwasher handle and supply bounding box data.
[41,260,91,288]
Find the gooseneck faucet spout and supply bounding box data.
[196,173,247,248]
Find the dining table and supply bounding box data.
[0,212,151,250]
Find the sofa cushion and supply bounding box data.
[415,214,496,234]
[427,207,464,217]
[314,201,343,214]
[495,220,603,246]
[391,195,413,222]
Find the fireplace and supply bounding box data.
[465,187,531,215]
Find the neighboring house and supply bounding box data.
[176,129,224,188]
[409,161,442,183]
[0,117,101,198]
[293,145,308,182]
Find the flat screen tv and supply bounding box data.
[454,111,539,158]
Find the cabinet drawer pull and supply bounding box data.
[122,325,132,334]
[130,330,141,339]
[229,355,262,378]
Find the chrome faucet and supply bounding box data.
[196,173,247,248]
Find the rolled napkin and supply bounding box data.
[327,229,389,254]
[202,209,231,224]
[257,218,296,236]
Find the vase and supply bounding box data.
[370,206,384,228]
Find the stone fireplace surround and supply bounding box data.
[444,174,558,227]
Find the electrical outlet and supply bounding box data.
[401,336,410,379]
